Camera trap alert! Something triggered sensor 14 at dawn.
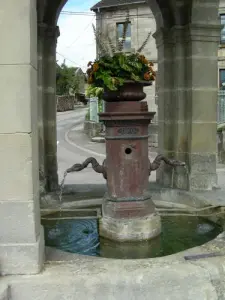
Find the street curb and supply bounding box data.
[65,126,106,158]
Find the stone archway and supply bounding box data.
[147,0,221,191]
[37,0,70,193]
[0,0,221,276]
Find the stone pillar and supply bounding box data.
[0,0,44,274]
[42,25,60,191]
[185,24,220,190]
[153,29,175,186]
[154,24,221,190]
[37,23,47,195]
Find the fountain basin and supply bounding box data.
[41,204,223,259]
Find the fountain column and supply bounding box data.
[99,101,161,242]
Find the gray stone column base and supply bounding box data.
[0,227,44,275]
[157,154,218,191]
[99,214,161,242]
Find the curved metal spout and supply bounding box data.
[149,154,186,175]
[66,157,107,179]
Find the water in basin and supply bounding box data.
[42,214,222,259]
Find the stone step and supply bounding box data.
[91,136,105,143]
[0,284,8,300]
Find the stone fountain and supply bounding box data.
[65,90,185,242]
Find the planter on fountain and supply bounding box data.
[102,80,152,102]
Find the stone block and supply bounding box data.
[0,201,40,243]
[9,262,218,300]
[56,96,75,112]
[187,89,217,122]
[189,153,217,175]
[83,121,103,138]
[190,39,219,58]
[190,122,217,153]
[174,123,189,153]
[0,284,8,300]
[160,122,176,152]
[0,228,44,275]
[148,123,158,148]
[99,213,161,242]
[156,160,175,187]
[217,130,225,163]
[0,133,37,201]
[173,168,189,190]
[191,6,221,24]
[157,60,173,89]
[187,57,218,89]
[0,65,37,133]
[189,172,217,191]
[0,0,37,67]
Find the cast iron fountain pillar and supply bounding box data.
[98,101,161,241]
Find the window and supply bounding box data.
[219,69,225,89]
[220,14,225,44]
[117,22,131,50]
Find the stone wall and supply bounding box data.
[56,95,76,112]
[148,123,158,149]
[217,127,225,163]
[84,121,104,138]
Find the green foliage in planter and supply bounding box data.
[217,123,225,132]
[85,86,104,99]
[86,10,156,91]
[87,53,155,91]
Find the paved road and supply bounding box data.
[57,108,106,186]
[57,108,225,189]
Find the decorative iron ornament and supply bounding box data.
[66,157,107,179]
[148,154,186,176]
[65,155,185,180]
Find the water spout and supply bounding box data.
[58,171,68,206]
[171,167,175,189]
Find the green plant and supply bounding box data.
[85,85,104,121]
[86,10,156,91]
[85,86,103,98]
[56,62,81,95]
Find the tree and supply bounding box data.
[56,62,80,95]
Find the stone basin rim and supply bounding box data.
[45,230,225,264]
[42,199,225,263]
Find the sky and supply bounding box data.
[56,0,98,71]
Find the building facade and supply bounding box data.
[92,0,225,116]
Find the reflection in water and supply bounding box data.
[42,215,222,259]
[43,218,100,256]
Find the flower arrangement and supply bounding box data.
[86,11,156,91]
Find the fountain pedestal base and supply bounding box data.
[99,213,161,242]
[99,197,161,242]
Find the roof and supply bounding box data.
[90,0,146,11]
